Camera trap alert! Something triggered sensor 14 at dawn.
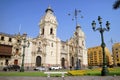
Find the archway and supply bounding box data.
[78,59,81,69]
[61,57,65,68]
[36,56,41,67]
[71,57,74,67]
[14,59,18,65]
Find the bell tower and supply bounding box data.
[74,24,87,68]
[37,6,61,66]
[39,6,58,39]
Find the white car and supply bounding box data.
[34,66,45,71]
[50,66,62,70]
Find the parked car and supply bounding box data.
[50,66,62,70]
[34,66,45,71]
[3,65,20,71]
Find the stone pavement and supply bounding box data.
[0,76,120,80]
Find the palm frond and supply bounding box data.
[113,0,120,9]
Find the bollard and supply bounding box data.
[47,73,50,77]
[61,73,64,77]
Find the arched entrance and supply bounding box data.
[14,59,18,65]
[36,56,41,67]
[79,59,81,69]
[71,57,74,67]
[61,58,65,68]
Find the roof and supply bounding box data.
[61,40,67,44]
[0,32,15,38]
[0,53,12,56]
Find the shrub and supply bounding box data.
[68,70,86,76]
[88,66,93,69]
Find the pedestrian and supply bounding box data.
[70,66,72,70]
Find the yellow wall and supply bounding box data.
[87,46,113,66]
[112,43,120,66]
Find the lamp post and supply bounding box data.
[91,16,110,76]
[20,33,30,72]
[68,9,83,70]
[75,31,80,70]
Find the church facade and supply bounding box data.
[0,7,87,69]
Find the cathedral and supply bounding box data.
[0,6,87,69]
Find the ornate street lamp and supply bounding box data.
[69,9,83,70]
[20,33,30,72]
[91,16,110,76]
[75,31,80,70]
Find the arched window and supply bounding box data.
[41,28,44,35]
[50,28,53,35]
[15,49,19,55]
[1,36,4,41]
[51,43,54,47]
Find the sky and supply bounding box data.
[0,0,120,51]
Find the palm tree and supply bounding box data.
[113,0,120,9]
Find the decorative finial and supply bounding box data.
[45,5,53,12]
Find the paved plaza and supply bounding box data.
[0,76,120,80]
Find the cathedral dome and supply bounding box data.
[76,24,81,29]
[39,6,58,26]
[75,23,85,38]
[45,6,53,13]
